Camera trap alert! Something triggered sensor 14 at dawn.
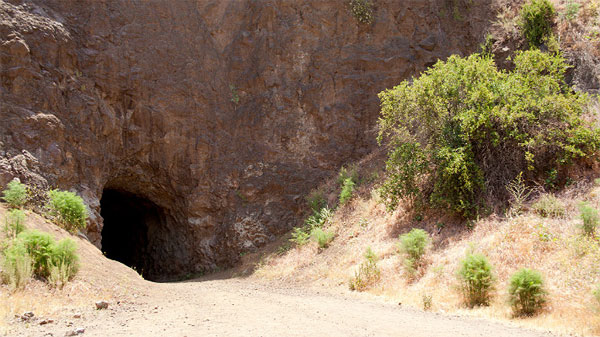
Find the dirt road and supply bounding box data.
[9,278,558,337]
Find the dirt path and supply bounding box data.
[8,278,558,337]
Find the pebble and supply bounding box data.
[64,327,85,336]
[95,300,109,310]
[39,318,54,325]
[73,313,82,319]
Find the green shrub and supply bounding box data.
[46,189,87,233]
[1,179,27,208]
[338,165,359,186]
[51,238,79,279]
[519,0,556,47]
[579,202,599,236]
[339,178,356,205]
[1,243,32,289]
[349,247,381,291]
[532,194,566,218]
[291,207,333,246]
[3,209,26,239]
[306,190,326,213]
[508,268,547,316]
[348,0,373,24]
[377,50,598,218]
[16,230,55,277]
[290,227,311,246]
[398,229,429,277]
[11,230,79,280]
[47,239,79,288]
[311,228,335,249]
[457,253,495,307]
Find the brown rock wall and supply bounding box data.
[0,0,492,279]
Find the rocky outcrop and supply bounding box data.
[0,0,492,279]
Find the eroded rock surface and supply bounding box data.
[0,0,492,279]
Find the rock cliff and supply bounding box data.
[0,0,492,279]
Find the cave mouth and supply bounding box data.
[100,188,167,281]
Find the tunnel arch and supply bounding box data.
[99,187,181,281]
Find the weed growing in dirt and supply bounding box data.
[306,190,326,213]
[1,243,32,290]
[519,0,556,47]
[532,194,566,218]
[457,253,495,307]
[579,202,599,236]
[422,294,433,311]
[311,228,334,249]
[506,173,533,217]
[349,247,381,291]
[508,268,547,316]
[46,189,88,233]
[290,207,333,247]
[339,178,355,206]
[1,179,27,208]
[3,209,26,239]
[398,229,429,278]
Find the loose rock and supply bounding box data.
[95,301,109,310]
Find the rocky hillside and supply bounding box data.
[0,0,493,279]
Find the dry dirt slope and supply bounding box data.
[0,203,558,337]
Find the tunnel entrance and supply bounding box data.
[100,189,167,281]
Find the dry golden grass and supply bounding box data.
[253,175,600,336]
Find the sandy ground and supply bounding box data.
[4,276,560,337]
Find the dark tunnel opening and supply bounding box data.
[100,188,166,281]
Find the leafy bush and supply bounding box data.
[3,209,26,239]
[290,207,333,246]
[46,189,88,233]
[339,178,356,205]
[457,253,495,307]
[290,227,311,246]
[311,228,335,249]
[398,228,429,277]
[47,239,79,288]
[1,179,27,208]
[377,50,598,218]
[579,202,599,236]
[1,243,32,289]
[10,230,79,280]
[51,238,79,279]
[348,0,373,24]
[519,0,556,47]
[17,230,55,277]
[508,268,547,316]
[349,247,381,291]
[532,194,566,218]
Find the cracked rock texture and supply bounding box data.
[0,0,492,279]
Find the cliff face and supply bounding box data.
[0,0,492,279]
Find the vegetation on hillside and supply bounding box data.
[377,49,599,218]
